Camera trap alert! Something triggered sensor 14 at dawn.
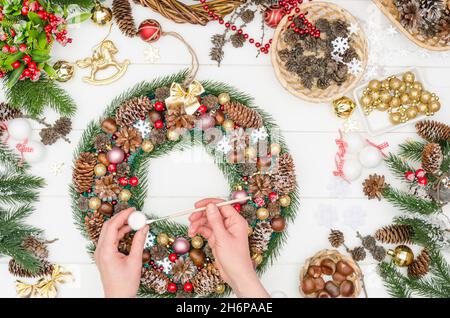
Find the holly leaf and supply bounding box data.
[27,12,42,25]
[30,54,50,63]
[37,32,48,49]
[7,64,25,88]
[4,53,24,67]
[43,63,56,79]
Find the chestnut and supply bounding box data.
[336,261,354,276]
[332,272,347,284]
[340,280,355,297]
[301,277,316,295]
[313,277,325,291]
[324,281,340,298]
[320,258,336,275]
[307,265,322,278]
[318,291,331,298]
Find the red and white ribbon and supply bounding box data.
[366,139,389,157]
[333,130,350,183]
[15,138,34,166]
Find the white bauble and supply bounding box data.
[359,146,382,168]
[22,140,46,163]
[343,158,362,181]
[7,118,32,140]
[344,133,364,154]
[128,211,147,231]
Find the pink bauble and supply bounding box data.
[196,113,216,130]
[138,19,162,43]
[173,237,190,254]
[264,5,285,28]
[231,190,249,204]
[107,146,125,164]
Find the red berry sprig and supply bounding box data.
[404,169,428,186]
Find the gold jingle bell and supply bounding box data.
[333,97,356,119]
[91,1,112,26]
[191,236,204,249]
[53,60,74,82]
[157,233,170,246]
[387,245,414,267]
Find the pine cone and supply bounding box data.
[53,117,72,136]
[119,233,134,254]
[165,105,195,130]
[375,224,414,244]
[240,9,255,23]
[150,245,168,261]
[201,95,219,109]
[210,46,224,65]
[223,102,263,128]
[77,195,89,212]
[172,257,197,284]
[150,129,167,145]
[370,245,386,262]
[416,120,450,143]
[422,143,443,174]
[8,259,53,278]
[241,204,257,223]
[191,263,223,296]
[237,163,257,176]
[329,229,345,248]
[267,201,281,217]
[115,162,130,179]
[408,248,430,278]
[22,236,49,260]
[248,174,272,198]
[112,0,137,37]
[94,175,121,200]
[360,234,376,250]
[39,127,59,145]
[351,246,366,261]
[94,133,111,152]
[362,174,386,200]
[0,102,22,121]
[116,96,152,126]
[115,127,142,153]
[230,33,246,48]
[73,152,96,193]
[141,267,170,295]
[271,153,296,195]
[154,86,170,101]
[249,221,273,254]
[85,211,105,243]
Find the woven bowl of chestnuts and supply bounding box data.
[299,249,362,298]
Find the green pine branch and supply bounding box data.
[384,153,416,180]
[398,140,426,162]
[382,185,442,215]
[53,0,95,9]
[0,172,45,205]
[0,143,29,173]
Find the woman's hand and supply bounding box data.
[188,198,269,298]
[94,208,149,298]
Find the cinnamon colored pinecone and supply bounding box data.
[0,102,22,121]
[422,143,443,175]
[172,257,197,284]
[416,120,450,143]
[8,259,54,278]
[141,267,170,295]
[408,248,431,278]
[248,174,272,198]
[271,153,296,195]
[191,263,224,296]
[85,211,105,243]
[223,102,263,128]
[165,105,195,130]
[116,96,152,126]
[73,152,96,193]
[329,229,345,248]
[112,0,137,37]
[115,127,142,153]
[362,174,386,200]
[351,246,366,261]
[375,224,413,244]
[22,236,50,260]
[249,221,273,254]
[94,175,121,200]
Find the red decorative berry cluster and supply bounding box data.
[405,168,428,186]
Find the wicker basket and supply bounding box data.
[271,2,368,103]
[299,249,362,298]
[372,0,450,51]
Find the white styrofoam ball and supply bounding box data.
[128,211,147,231]
[7,118,32,141]
[359,146,382,168]
[22,140,46,163]
[343,158,362,181]
[344,133,365,154]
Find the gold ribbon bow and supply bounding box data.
[165,80,205,115]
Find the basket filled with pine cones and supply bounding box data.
[373,0,450,51]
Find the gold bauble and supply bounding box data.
[360,95,372,107]
[387,245,414,267]
[245,147,257,160]
[412,81,423,91]
[222,119,235,131]
[379,90,392,103]
[376,102,389,112]
[215,284,226,294]
[256,208,269,220]
[167,129,180,141]
[389,112,402,125]
[118,189,132,202]
[382,79,390,89]
[279,195,291,207]
[417,103,429,113]
[333,96,356,119]
[53,60,74,82]
[218,92,231,105]
[398,82,407,94]
[390,96,401,108]
[402,71,415,83]
[405,106,418,119]
[91,2,112,25]
[409,88,420,101]
[389,77,402,90]
[420,91,432,104]
[270,143,282,156]
[141,140,154,153]
[94,163,107,177]
[157,233,170,246]
[88,197,101,210]
[400,93,410,105]
[191,236,204,249]
[252,253,263,266]
[368,80,381,91]
[371,90,381,101]
[429,101,441,113]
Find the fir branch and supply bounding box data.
[0,143,29,173]
[53,0,94,9]
[0,172,45,205]
[379,262,411,298]
[382,185,442,215]
[384,153,416,180]
[398,140,426,162]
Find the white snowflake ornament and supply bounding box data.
[143,45,160,63]
[386,25,398,36]
[133,119,152,138]
[331,37,349,55]
[346,58,362,76]
[331,51,344,63]
[156,257,173,275]
[144,232,156,249]
[250,128,269,144]
[51,162,65,176]
[216,136,232,154]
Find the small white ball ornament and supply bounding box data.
[22,140,46,163]
[128,211,147,231]
[344,133,364,154]
[7,118,32,140]
[359,146,382,168]
[342,158,362,181]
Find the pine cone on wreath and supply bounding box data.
[154,86,171,101]
[362,174,386,201]
[191,263,223,296]
[249,221,273,254]
[53,117,72,136]
[267,201,281,217]
[150,245,168,261]
[165,105,195,130]
[416,120,450,143]
[241,203,257,223]
[351,246,366,261]
[118,233,134,254]
[141,267,170,295]
[73,152,96,193]
[94,133,111,152]
[112,0,137,37]
[8,259,54,278]
[329,229,345,248]
[201,94,219,109]
[0,102,22,121]
[116,96,152,126]
[94,175,121,200]
[271,153,296,195]
[21,236,50,260]
[375,224,414,244]
[248,174,272,198]
[422,143,443,175]
[223,102,263,128]
[237,163,258,176]
[85,211,105,243]
[408,248,431,278]
[150,129,167,145]
[172,257,197,284]
[115,162,131,179]
[115,127,142,153]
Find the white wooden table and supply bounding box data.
[1,0,449,298]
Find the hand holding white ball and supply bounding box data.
[128,211,147,231]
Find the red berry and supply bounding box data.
[19,44,27,52]
[23,55,31,64]
[12,61,21,69]
[404,171,415,182]
[154,101,165,112]
[28,61,37,69]
[23,69,31,77]
[9,46,17,53]
[183,282,193,293]
[118,177,128,186]
[233,203,241,212]
[198,105,207,114]
[111,200,118,205]
[415,169,426,179]
[2,45,9,53]
[21,6,29,15]
[418,177,428,186]
[168,253,177,262]
[10,29,15,37]
[268,192,278,202]
[167,283,177,293]
[107,163,117,173]
[129,176,139,187]
[0,34,7,41]
[154,120,164,129]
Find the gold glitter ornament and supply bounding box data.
[409,88,420,101]
[398,82,407,94]
[141,140,154,153]
[222,119,235,131]
[368,80,381,91]
[360,95,372,107]
[387,245,414,267]
[405,106,418,119]
[429,101,441,114]
[400,93,410,104]
[279,195,291,207]
[412,81,423,91]
[256,208,269,220]
[191,236,204,249]
[380,90,392,103]
[389,77,402,90]
[332,96,356,119]
[53,60,74,82]
[215,284,226,294]
[390,96,401,108]
[91,1,112,25]
[389,112,402,125]
[420,91,432,104]
[94,163,107,177]
[218,92,231,105]
[417,103,428,113]
[157,233,170,246]
[377,102,389,112]
[88,197,101,210]
[118,189,132,202]
[167,129,180,141]
[402,71,415,83]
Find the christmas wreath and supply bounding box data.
[71,71,299,297]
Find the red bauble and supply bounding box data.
[264,5,286,28]
[183,282,193,293]
[167,283,177,293]
[118,177,128,186]
[129,176,139,187]
[233,203,241,212]
[154,101,165,112]
[169,253,177,262]
[405,171,415,182]
[198,105,207,114]
[154,120,164,129]
[418,177,428,186]
[138,19,162,43]
[268,192,278,202]
[107,163,117,173]
[415,169,426,179]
